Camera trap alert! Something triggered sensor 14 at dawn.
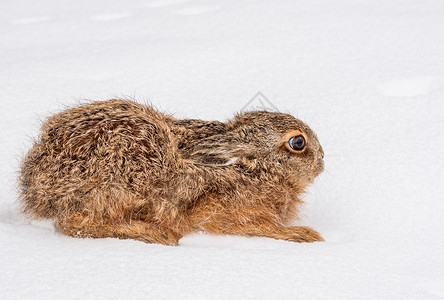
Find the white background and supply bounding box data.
[1,0,443,299]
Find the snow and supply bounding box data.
[1,0,444,299]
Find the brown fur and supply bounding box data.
[19,99,325,245]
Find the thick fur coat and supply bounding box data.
[19,99,325,245]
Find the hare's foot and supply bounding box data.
[202,223,323,243]
[57,213,182,246]
[270,226,324,243]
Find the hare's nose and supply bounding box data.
[319,146,324,159]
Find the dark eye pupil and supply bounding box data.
[289,135,305,151]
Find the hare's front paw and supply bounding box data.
[279,226,324,243]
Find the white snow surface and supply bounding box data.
[1,0,444,299]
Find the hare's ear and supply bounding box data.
[180,135,242,167]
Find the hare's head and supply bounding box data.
[229,111,324,183]
[181,111,324,187]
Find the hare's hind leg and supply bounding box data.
[57,214,182,246]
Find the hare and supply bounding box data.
[19,99,325,245]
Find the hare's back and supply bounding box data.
[39,100,173,162]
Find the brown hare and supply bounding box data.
[19,99,325,245]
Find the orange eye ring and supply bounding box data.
[281,130,308,153]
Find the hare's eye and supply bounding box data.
[289,135,305,151]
